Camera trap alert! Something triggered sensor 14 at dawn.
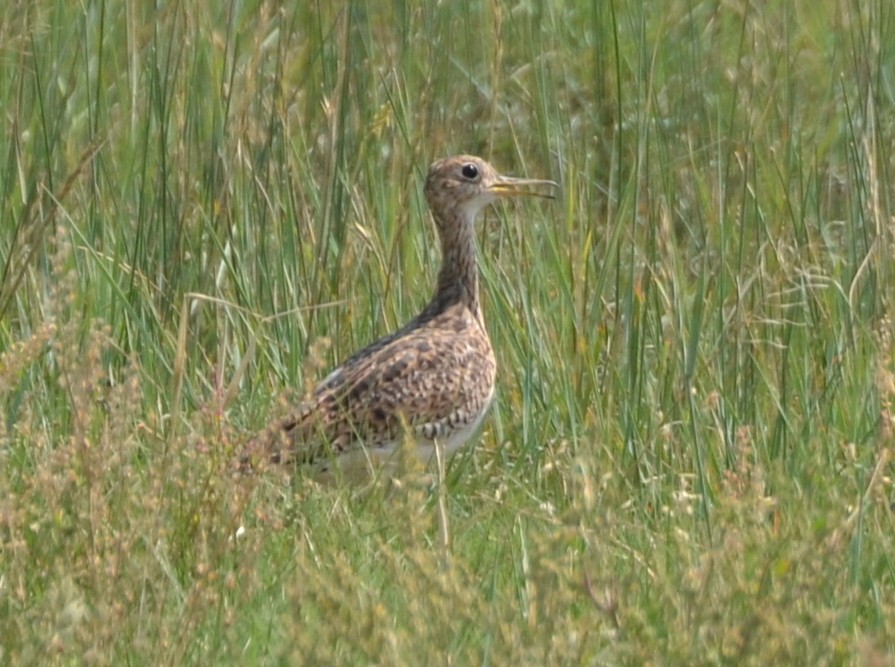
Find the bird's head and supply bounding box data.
[424,155,557,226]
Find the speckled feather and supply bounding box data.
[244,155,556,471]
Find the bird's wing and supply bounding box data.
[247,325,495,467]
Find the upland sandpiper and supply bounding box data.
[244,155,557,474]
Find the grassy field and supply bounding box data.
[2,1,894,664]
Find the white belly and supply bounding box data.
[327,387,495,479]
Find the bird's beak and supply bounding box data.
[489,175,559,199]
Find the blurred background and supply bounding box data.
[1,2,893,663]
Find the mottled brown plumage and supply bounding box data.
[245,155,556,474]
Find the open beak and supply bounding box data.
[489,174,559,199]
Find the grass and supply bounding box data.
[1,0,894,664]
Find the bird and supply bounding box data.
[243,155,557,476]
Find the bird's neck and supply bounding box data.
[421,209,482,324]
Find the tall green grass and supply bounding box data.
[1,1,894,663]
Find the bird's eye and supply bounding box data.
[461,163,479,180]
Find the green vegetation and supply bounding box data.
[2,1,894,664]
